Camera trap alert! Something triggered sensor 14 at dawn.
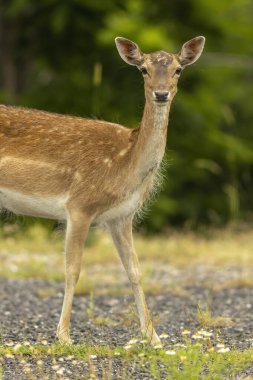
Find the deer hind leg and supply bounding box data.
[109,217,161,346]
[57,209,91,344]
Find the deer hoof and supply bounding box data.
[57,334,72,345]
[142,328,162,347]
[149,332,162,347]
[56,327,72,345]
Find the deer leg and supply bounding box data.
[109,218,161,346]
[57,210,91,344]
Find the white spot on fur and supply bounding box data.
[118,148,128,157]
[118,142,132,157]
[103,158,112,167]
[74,171,82,181]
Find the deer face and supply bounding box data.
[115,36,205,105]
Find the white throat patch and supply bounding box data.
[154,103,168,130]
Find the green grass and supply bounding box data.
[0,340,252,379]
[197,303,235,329]
[2,223,253,294]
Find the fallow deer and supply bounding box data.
[0,36,205,345]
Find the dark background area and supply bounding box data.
[0,0,253,232]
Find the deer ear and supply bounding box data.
[178,36,205,67]
[115,37,144,67]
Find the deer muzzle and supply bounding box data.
[153,91,170,103]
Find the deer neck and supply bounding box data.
[132,93,171,179]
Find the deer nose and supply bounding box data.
[153,91,170,103]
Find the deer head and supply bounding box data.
[115,36,205,105]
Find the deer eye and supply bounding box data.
[175,67,182,75]
[140,67,148,75]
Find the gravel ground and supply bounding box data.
[1,266,253,379]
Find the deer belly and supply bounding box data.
[96,191,141,224]
[0,188,68,220]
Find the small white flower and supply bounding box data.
[114,351,121,356]
[175,343,187,348]
[198,329,213,337]
[182,329,191,335]
[159,333,169,339]
[165,350,176,355]
[89,354,97,359]
[24,341,30,346]
[217,347,230,353]
[124,345,132,350]
[216,343,225,348]
[128,338,138,345]
[13,343,22,351]
[56,368,65,375]
[6,341,14,347]
[41,340,48,346]
[5,354,14,358]
[191,334,203,340]
[154,344,163,349]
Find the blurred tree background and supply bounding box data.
[0,0,253,232]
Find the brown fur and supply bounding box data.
[0,106,134,205]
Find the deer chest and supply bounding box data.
[95,174,154,224]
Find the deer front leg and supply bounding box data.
[57,210,91,344]
[109,218,161,346]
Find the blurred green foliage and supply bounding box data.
[0,0,253,231]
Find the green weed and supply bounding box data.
[0,339,252,379]
[197,302,235,328]
[87,291,95,320]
